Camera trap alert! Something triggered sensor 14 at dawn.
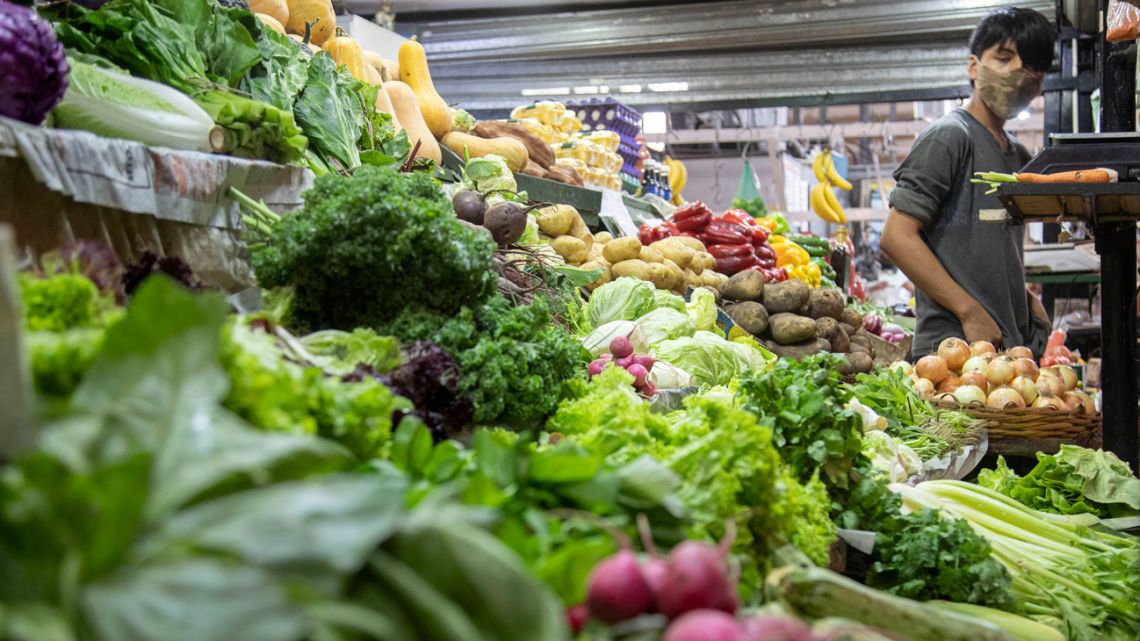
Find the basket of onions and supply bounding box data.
[894,338,1100,441]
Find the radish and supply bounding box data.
[627,364,649,387]
[740,615,814,641]
[587,359,608,377]
[565,604,589,635]
[657,523,737,619]
[610,336,634,359]
[639,381,658,397]
[633,354,656,371]
[663,609,745,641]
[616,356,635,369]
[598,353,613,362]
[636,514,668,611]
[585,549,653,623]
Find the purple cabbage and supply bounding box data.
[0,1,70,125]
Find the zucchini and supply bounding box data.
[768,566,1013,641]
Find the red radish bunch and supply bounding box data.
[587,336,658,396]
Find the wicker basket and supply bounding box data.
[932,399,1101,441]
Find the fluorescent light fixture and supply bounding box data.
[574,86,600,95]
[648,81,689,92]
[618,84,643,93]
[598,85,610,94]
[1017,110,1031,121]
[521,87,571,97]
[643,111,667,135]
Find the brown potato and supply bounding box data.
[594,231,614,244]
[767,337,832,360]
[762,279,811,314]
[551,235,588,264]
[770,313,818,345]
[668,236,706,252]
[720,270,765,302]
[612,259,651,280]
[806,287,846,321]
[535,205,576,237]
[840,307,864,333]
[727,302,769,336]
[603,236,642,263]
[638,245,665,264]
[647,263,674,289]
[650,239,695,269]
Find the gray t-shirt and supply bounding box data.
[889,109,1048,357]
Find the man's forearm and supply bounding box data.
[881,211,979,319]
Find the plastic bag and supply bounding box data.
[1108,0,1140,42]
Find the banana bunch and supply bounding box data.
[810,149,851,224]
[665,155,687,205]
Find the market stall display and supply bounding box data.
[1,2,1138,641]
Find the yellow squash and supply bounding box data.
[385,81,441,163]
[285,0,335,47]
[323,32,367,82]
[250,0,289,25]
[397,37,451,138]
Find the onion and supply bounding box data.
[1053,365,1078,391]
[1010,357,1040,381]
[1032,395,1067,411]
[1005,346,1033,360]
[970,340,997,357]
[915,356,949,384]
[960,371,989,393]
[913,378,935,397]
[953,384,987,406]
[961,355,991,375]
[937,338,971,372]
[1036,375,1064,398]
[937,375,961,394]
[1064,390,1096,415]
[1010,376,1038,405]
[985,358,1015,387]
[987,386,1026,409]
[890,361,914,377]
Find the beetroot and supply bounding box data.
[740,615,814,641]
[663,609,745,641]
[585,549,653,624]
[565,603,590,635]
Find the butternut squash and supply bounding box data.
[287,33,321,54]
[256,13,286,35]
[285,0,335,47]
[364,51,400,82]
[374,84,403,134]
[323,32,367,82]
[397,37,451,138]
[441,132,528,173]
[385,81,440,164]
[250,0,289,25]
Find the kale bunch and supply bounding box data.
[252,165,498,332]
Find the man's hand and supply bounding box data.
[959,304,1003,346]
[1028,288,1050,323]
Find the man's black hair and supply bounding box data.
[969,6,1056,72]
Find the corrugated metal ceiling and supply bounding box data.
[402,0,1055,116]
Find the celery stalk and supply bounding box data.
[928,601,1065,641]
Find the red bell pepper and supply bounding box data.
[700,221,751,246]
[720,209,756,227]
[676,211,711,233]
[706,243,753,258]
[754,244,777,267]
[715,253,759,275]
[674,201,711,222]
[638,224,656,246]
[750,227,769,245]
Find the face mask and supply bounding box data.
[975,61,1042,120]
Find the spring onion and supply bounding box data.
[52,60,223,153]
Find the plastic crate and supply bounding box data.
[567,98,642,139]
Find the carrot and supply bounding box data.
[1015,168,1117,183]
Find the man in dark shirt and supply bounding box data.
[882,7,1056,357]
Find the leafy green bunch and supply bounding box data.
[252,165,499,333]
[382,294,586,426]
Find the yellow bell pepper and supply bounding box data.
[787,262,822,287]
[754,217,778,233]
[775,242,810,268]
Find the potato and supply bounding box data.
[551,235,588,264]
[650,240,695,269]
[603,236,642,263]
[701,252,718,273]
[612,259,651,280]
[849,333,872,353]
[806,287,846,321]
[668,236,705,252]
[535,205,575,236]
[595,231,614,244]
[639,245,664,264]
[646,263,673,289]
[685,269,702,288]
[699,285,722,304]
[727,302,769,336]
[815,317,850,353]
[567,212,594,250]
[579,260,611,290]
[849,341,870,356]
[766,337,832,360]
[836,352,874,375]
[840,307,864,333]
[700,271,721,288]
[720,270,765,302]
[662,259,685,290]
[769,313,818,345]
[762,279,811,314]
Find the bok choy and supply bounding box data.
[52,60,222,153]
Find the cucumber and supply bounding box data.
[768,566,1013,641]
